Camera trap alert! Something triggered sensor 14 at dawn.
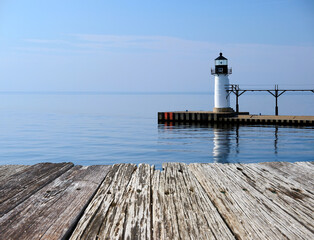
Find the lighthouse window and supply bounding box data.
[218,68,223,73]
[215,59,227,65]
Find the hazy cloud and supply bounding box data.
[22,34,223,54]
[1,34,312,92]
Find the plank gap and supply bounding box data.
[61,166,113,240]
[189,163,240,240]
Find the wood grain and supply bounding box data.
[0,165,110,240]
[189,163,314,240]
[0,165,29,181]
[228,163,314,232]
[259,161,314,190]
[69,164,138,240]
[0,162,313,240]
[0,162,73,217]
[152,163,235,240]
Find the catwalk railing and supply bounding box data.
[227,84,314,115]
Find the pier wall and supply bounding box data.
[158,111,314,126]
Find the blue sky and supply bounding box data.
[1,0,314,92]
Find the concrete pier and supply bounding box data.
[0,161,313,239]
[158,111,314,126]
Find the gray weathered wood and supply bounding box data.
[119,164,152,240]
[69,164,138,240]
[223,163,314,232]
[0,165,29,181]
[0,162,313,240]
[0,162,74,217]
[259,161,314,190]
[152,163,235,240]
[189,163,314,240]
[0,165,110,240]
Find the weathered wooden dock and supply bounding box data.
[0,161,313,239]
[158,111,314,126]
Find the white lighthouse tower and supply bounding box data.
[211,52,234,113]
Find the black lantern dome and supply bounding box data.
[214,52,228,74]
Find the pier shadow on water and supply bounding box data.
[157,122,314,165]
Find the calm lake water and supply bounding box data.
[0,93,313,169]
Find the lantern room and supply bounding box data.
[211,52,232,75]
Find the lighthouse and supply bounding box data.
[211,53,234,113]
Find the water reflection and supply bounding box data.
[158,122,313,164]
[212,124,233,163]
[158,122,239,164]
[274,126,278,155]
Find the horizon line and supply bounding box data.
[0,91,212,95]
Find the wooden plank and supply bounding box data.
[0,162,74,217]
[223,163,314,233]
[152,163,235,240]
[120,164,152,239]
[0,165,111,240]
[69,164,138,240]
[0,162,312,239]
[0,165,29,181]
[259,161,314,190]
[189,163,314,240]
[80,163,152,239]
